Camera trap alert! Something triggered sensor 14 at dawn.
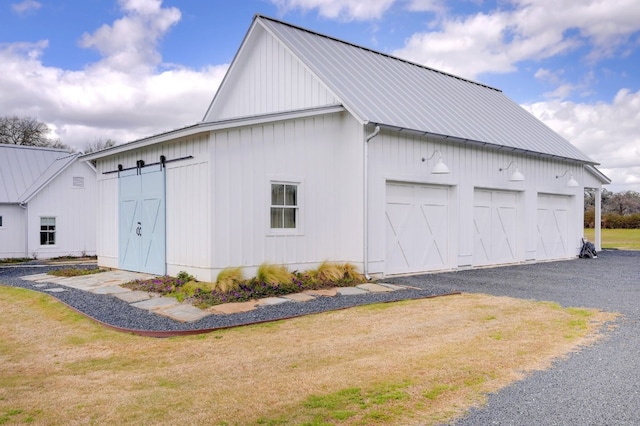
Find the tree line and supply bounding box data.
[0,115,116,153]
[585,189,640,229]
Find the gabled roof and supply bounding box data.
[254,15,595,164]
[0,144,80,204]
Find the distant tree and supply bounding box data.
[585,189,640,228]
[82,138,117,154]
[0,115,73,151]
[584,190,596,211]
[604,191,640,215]
[0,115,51,146]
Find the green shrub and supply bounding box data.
[176,271,195,282]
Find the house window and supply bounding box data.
[40,217,56,245]
[270,183,298,229]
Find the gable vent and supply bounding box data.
[73,176,85,188]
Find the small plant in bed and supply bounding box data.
[123,262,366,307]
[0,257,33,265]
[48,254,98,262]
[48,268,106,277]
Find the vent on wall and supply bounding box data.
[73,177,85,188]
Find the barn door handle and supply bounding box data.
[136,222,142,237]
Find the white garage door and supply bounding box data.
[537,194,571,260]
[474,189,519,266]
[385,182,449,275]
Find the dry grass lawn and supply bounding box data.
[0,285,618,425]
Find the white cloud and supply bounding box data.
[394,12,518,77]
[524,89,640,192]
[271,0,397,21]
[79,0,181,73]
[392,0,640,81]
[0,0,227,151]
[404,0,444,13]
[11,0,41,15]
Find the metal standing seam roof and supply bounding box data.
[0,144,79,204]
[257,15,596,164]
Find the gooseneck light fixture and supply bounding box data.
[421,150,450,174]
[499,161,525,182]
[556,170,579,187]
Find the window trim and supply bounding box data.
[40,216,57,246]
[267,178,304,236]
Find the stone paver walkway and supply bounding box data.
[20,271,414,323]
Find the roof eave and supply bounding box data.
[372,123,598,165]
[585,164,612,185]
[81,105,346,161]
[19,153,80,204]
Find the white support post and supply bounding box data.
[595,187,602,251]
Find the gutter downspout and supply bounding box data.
[364,125,380,280]
[19,202,28,258]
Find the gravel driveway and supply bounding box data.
[392,250,640,425]
[2,251,639,424]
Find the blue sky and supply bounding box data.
[1,0,639,192]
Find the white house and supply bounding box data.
[82,15,610,281]
[0,145,97,260]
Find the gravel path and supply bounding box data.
[392,250,640,425]
[2,251,638,424]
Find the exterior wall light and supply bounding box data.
[556,170,579,187]
[499,161,525,181]
[421,150,450,174]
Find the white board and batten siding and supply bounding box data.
[26,162,96,259]
[94,111,364,281]
[0,205,26,258]
[205,24,339,121]
[209,111,364,279]
[365,127,583,276]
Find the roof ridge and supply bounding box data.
[254,14,501,93]
[0,144,72,153]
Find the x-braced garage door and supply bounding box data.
[119,165,166,275]
[537,194,572,260]
[385,182,450,275]
[473,189,520,266]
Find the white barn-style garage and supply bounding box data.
[0,145,97,260]
[82,15,609,281]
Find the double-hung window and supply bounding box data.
[40,217,56,245]
[270,183,298,230]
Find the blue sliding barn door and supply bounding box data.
[119,166,166,275]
